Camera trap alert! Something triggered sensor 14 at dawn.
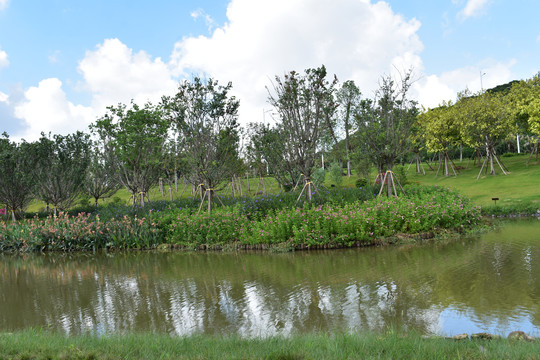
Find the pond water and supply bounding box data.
[1,219,540,337]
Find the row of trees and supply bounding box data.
[1,66,538,216]
[418,74,540,177]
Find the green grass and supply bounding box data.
[404,154,540,207]
[21,154,540,214]
[1,330,539,360]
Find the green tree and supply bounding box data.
[455,90,515,177]
[246,122,300,191]
[510,73,540,164]
[0,134,36,220]
[336,80,361,176]
[354,72,418,196]
[267,65,337,200]
[163,77,240,214]
[84,140,120,207]
[417,101,461,176]
[31,131,91,215]
[92,101,169,206]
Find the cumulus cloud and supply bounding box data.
[412,59,516,109]
[170,0,424,125]
[459,0,490,19]
[78,38,177,111]
[10,38,179,141]
[14,78,94,141]
[0,49,9,70]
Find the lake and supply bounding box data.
[1,219,539,337]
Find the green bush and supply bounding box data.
[355,178,368,188]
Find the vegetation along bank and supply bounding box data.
[0,185,481,253]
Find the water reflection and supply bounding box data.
[1,219,540,337]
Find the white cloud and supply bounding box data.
[0,49,9,70]
[12,38,179,141]
[459,0,490,19]
[412,59,516,109]
[14,78,94,141]
[170,0,424,125]
[0,0,8,11]
[78,38,177,111]
[191,8,216,32]
[0,91,8,104]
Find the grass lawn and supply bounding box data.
[405,154,540,207]
[1,330,539,360]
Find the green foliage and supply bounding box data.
[311,167,326,187]
[268,65,338,188]
[243,185,480,247]
[355,178,368,188]
[31,131,91,212]
[328,162,343,187]
[392,164,408,185]
[164,78,240,188]
[351,152,372,179]
[0,212,162,252]
[92,101,169,205]
[354,72,418,173]
[0,134,36,217]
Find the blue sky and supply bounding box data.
[0,0,539,141]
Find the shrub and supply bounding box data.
[355,178,368,188]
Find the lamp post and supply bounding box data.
[480,70,486,92]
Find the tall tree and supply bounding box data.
[246,122,300,191]
[84,140,120,207]
[510,73,540,164]
[31,131,91,214]
[417,101,461,176]
[336,80,361,176]
[455,90,515,177]
[355,72,418,195]
[0,134,36,220]
[267,65,337,200]
[163,77,240,214]
[92,101,169,206]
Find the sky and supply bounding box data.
[0,0,539,141]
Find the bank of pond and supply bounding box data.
[0,185,482,253]
[1,330,539,359]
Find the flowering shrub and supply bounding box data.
[0,212,162,252]
[241,185,481,247]
[158,209,250,247]
[0,185,481,252]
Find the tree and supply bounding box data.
[31,131,91,215]
[455,90,515,178]
[0,134,36,220]
[163,77,240,214]
[84,140,120,207]
[336,80,361,176]
[510,73,540,164]
[92,101,169,206]
[246,122,300,191]
[354,72,418,196]
[267,65,337,200]
[417,101,461,176]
